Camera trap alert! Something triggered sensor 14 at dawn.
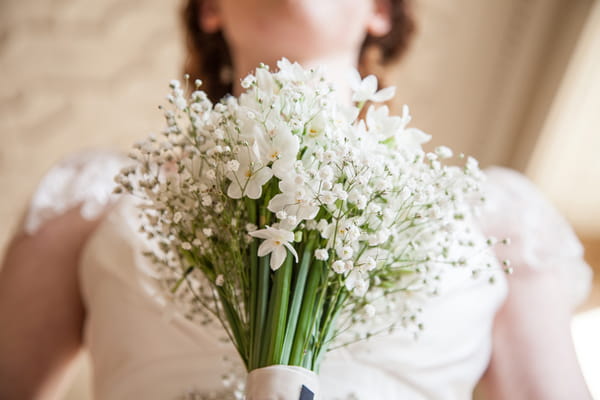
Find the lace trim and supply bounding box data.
[24,150,129,235]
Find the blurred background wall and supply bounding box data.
[0,0,599,398]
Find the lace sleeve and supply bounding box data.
[478,167,593,308]
[24,150,130,235]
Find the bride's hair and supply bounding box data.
[182,0,416,102]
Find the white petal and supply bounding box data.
[363,75,378,94]
[272,159,295,179]
[250,228,273,240]
[284,242,299,262]
[270,246,287,270]
[227,181,243,199]
[371,86,396,102]
[279,229,295,242]
[406,128,432,144]
[348,68,362,90]
[255,166,274,186]
[257,240,275,257]
[297,204,319,221]
[268,193,294,213]
[245,182,263,199]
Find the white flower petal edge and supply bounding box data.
[250,226,299,270]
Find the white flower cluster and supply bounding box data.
[117,59,499,337]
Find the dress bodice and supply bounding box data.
[25,151,592,400]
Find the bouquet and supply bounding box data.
[116,59,500,399]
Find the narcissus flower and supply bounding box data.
[249,226,299,270]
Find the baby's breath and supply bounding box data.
[117,58,501,373]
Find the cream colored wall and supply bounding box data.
[527,0,600,237]
[389,0,570,167]
[0,0,183,251]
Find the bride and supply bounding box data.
[0,0,592,399]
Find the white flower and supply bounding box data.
[315,248,329,261]
[205,170,216,180]
[323,150,336,163]
[226,151,273,199]
[276,210,288,220]
[181,242,192,250]
[348,191,367,210]
[393,106,431,152]
[435,146,453,159]
[344,260,354,272]
[318,191,336,205]
[366,105,403,140]
[226,160,240,172]
[332,260,346,274]
[345,270,369,296]
[175,97,187,110]
[349,70,396,103]
[276,58,309,82]
[173,212,183,223]
[249,226,299,270]
[318,165,334,182]
[215,274,224,286]
[260,126,300,178]
[268,177,319,221]
[364,304,376,317]
[202,228,213,237]
[337,246,354,260]
[241,74,256,89]
[201,195,212,207]
[359,256,376,272]
[466,156,479,171]
[332,184,348,201]
[285,215,297,226]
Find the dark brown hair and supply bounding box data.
[182,0,416,102]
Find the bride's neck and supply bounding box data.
[231,51,359,103]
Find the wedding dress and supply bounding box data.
[24,150,592,400]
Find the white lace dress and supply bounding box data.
[24,151,592,400]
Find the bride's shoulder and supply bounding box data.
[23,149,130,235]
[479,166,592,308]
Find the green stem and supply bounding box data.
[217,290,248,367]
[307,273,328,370]
[280,235,316,363]
[264,254,293,365]
[289,260,325,367]
[246,199,258,367]
[313,291,347,372]
[252,255,271,369]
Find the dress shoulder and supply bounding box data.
[479,166,592,308]
[24,150,130,235]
